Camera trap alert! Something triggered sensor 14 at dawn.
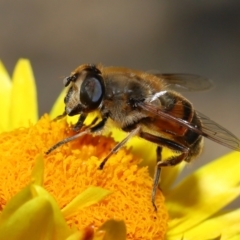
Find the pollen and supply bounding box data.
[0,115,168,239]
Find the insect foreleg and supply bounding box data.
[53,111,67,121]
[46,114,108,155]
[72,113,87,131]
[98,126,141,170]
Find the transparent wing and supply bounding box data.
[154,73,213,92]
[196,111,240,151]
[138,102,240,152]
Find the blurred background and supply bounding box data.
[1,1,240,204]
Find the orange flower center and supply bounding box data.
[0,115,168,239]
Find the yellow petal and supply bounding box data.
[62,186,112,217]
[0,61,12,132]
[183,208,240,239]
[0,196,54,240]
[177,236,222,240]
[0,186,33,222]
[228,235,240,240]
[31,153,44,186]
[0,183,72,239]
[98,220,126,240]
[10,59,38,129]
[167,152,240,235]
[160,161,186,194]
[49,87,67,119]
[66,232,84,240]
[31,184,72,238]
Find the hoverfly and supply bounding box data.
[46,64,240,210]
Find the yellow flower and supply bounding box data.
[0,116,168,239]
[1,59,240,239]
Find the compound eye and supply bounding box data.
[80,73,104,111]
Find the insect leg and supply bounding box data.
[90,114,109,133]
[72,113,87,131]
[140,132,189,153]
[53,111,67,121]
[154,152,187,211]
[46,129,91,154]
[151,146,162,211]
[46,114,108,155]
[98,126,141,170]
[89,116,99,127]
[140,131,189,210]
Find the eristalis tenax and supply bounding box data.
[46,64,240,210]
